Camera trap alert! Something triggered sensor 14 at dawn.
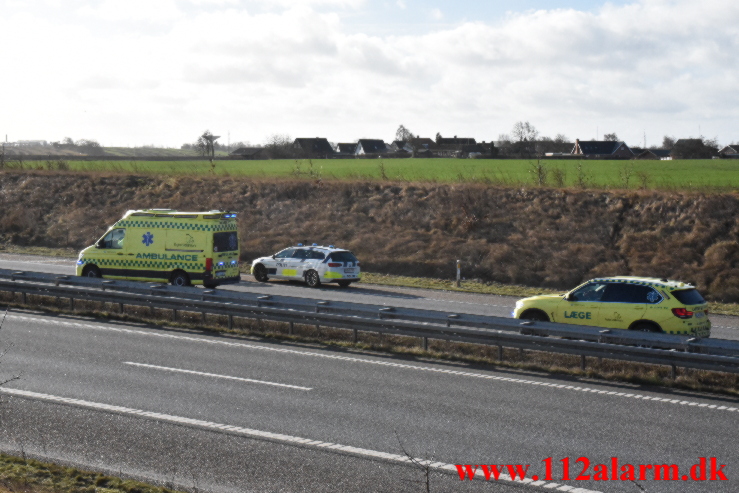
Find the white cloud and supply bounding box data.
[1,0,738,146]
[430,8,443,19]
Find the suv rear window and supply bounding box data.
[671,288,706,305]
[213,232,238,252]
[328,251,357,263]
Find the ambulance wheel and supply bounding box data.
[305,270,321,288]
[337,280,351,288]
[82,265,101,278]
[253,264,269,282]
[170,270,191,287]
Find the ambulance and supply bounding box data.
[76,209,240,287]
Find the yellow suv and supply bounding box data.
[513,277,710,337]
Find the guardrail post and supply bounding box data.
[201,312,206,325]
[497,345,503,361]
[447,314,459,327]
[22,292,27,304]
[455,260,461,287]
[423,336,428,351]
[671,364,677,380]
[289,322,294,335]
[172,309,177,321]
[69,298,74,311]
[119,302,124,313]
[228,315,233,330]
[353,328,358,343]
[580,355,586,371]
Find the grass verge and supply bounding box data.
[0,453,184,493]
[2,293,738,399]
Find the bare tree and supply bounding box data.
[395,125,414,142]
[603,132,619,141]
[195,130,219,161]
[554,133,569,144]
[511,121,539,142]
[263,134,295,159]
[661,135,676,150]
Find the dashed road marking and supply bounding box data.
[0,387,601,493]
[124,361,312,390]
[8,314,738,413]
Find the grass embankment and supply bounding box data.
[0,453,184,493]
[4,158,739,191]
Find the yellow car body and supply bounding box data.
[513,277,711,337]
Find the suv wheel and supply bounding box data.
[305,270,321,288]
[520,309,549,322]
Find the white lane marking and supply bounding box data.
[8,314,738,413]
[0,387,601,493]
[124,361,312,391]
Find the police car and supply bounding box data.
[251,244,361,288]
[513,276,711,337]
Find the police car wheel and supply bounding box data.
[305,270,321,288]
[170,271,190,287]
[83,265,101,278]
[253,264,269,282]
[338,281,351,288]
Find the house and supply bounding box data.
[229,147,266,160]
[334,143,358,156]
[718,145,739,158]
[389,141,413,154]
[572,139,634,159]
[293,138,335,158]
[436,136,477,146]
[634,149,672,160]
[408,137,436,151]
[670,139,717,159]
[356,139,389,156]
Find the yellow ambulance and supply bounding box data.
[76,209,240,288]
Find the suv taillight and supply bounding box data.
[328,262,342,267]
[205,258,213,271]
[672,307,694,319]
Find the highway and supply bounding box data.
[1,309,738,492]
[0,254,738,492]
[1,253,738,341]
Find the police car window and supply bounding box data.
[570,282,607,302]
[274,248,295,259]
[307,250,326,260]
[101,229,125,249]
[292,249,310,259]
[213,232,238,252]
[329,251,358,263]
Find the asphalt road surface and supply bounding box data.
[1,253,738,340]
[0,310,738,492]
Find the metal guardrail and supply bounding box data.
[1,268,739,375]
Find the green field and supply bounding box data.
[11,157,739,190]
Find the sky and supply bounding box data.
[1,0,738,148]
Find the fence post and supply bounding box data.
[455,260,461,288]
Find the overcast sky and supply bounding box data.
[2,0,737,148]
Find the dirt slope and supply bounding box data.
[1,172,738,301]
